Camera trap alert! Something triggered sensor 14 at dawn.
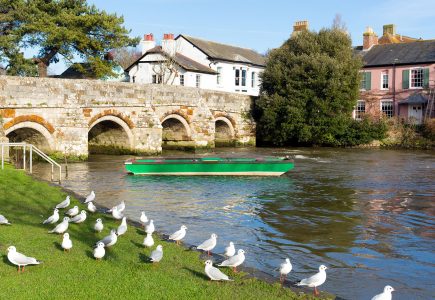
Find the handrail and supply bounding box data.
[0,142,61,182]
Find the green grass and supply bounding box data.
[0,166,330,299]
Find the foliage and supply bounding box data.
[381,118,434,149]
[422,119,435,141]
[110,47,141,70]
[0,0,139,77]
[256,26,386,147]
[0,166,323,299]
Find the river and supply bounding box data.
[31,147,435,300]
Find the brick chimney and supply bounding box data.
[162,33,176,56]
[363,27,378,50]
[139,33,155,54]
[292,20,309,37]
[383,24,396,36]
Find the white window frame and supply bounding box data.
[234,67,247,90]
[217,67,222,86]
[360,72,366,91]
[380,99,393,118]
[251,71,256,88]
[179,74,184,86]
[152,74,162,84]
[354,100,366,120]
[410,68,424,89]
[195,74,201,88]
[381,71,389,90]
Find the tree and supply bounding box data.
[255,26,373,146]
[110,47,141,70]
[0,0,139,77]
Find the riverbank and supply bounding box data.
[0,166,333,299]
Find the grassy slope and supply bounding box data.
[0,167,324,299]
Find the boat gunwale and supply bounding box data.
[125,157,294,165]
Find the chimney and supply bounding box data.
[383,24,396,36]
[139,33,155,54]
[162,33,176,56]
[292,20,309,37]
[363,27,378,50]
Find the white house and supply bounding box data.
[125,33,266,96]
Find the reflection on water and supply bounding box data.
[32,148,435,300]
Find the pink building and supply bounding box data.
[355,25,435,124]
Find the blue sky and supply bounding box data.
[48,0,435,74]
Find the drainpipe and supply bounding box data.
[392,58,399,118]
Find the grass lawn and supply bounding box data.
[0,166,330,299]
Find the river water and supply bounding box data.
[32,148,435,300]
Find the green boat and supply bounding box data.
[124,157,294,176]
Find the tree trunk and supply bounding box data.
[37,61,48,77]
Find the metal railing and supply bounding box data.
[0,142,61,182]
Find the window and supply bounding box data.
[217,67,222,85]
[411,68,423,88]
[241,69,246,87]
[381,100,393,118]
[196,74,201,88]
[132,76,136,83]
[235,67,247,89]
[235,69,240,86]
[179,74,184,86]
[251,72,256,88]
[355,100,365,120]
[381,72,389,89]
[360,73,366,90]
[152,74,162,84]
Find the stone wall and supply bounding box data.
[0,76,256,157]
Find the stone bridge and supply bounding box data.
[0,76,256,158]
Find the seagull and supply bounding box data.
[55,195,70,209]
[197,233,217,256]
[140,211,148,224]
[61,233,73,252]
[0,214,11,225]
[149,245,163,263]
[145,219,155,234]
[225,242,235,257]
[49,217,70,234]
[87,202,97,213]
[111,206,123,220]
[143,232,154,247]
[69,210,87,224]
[279,258,292,284]
[7,246,41,273]
[93,242,105,260]
[205,260,232,281]
[117,217,128,236]
[65,205,79,217]
[296,265,328,296]
[94,218,104,233]
[84,191,95,203]
[218,249,245,272]
[42,208,59,225]
[108,201,125,213]
[169,225,187,245]
[371,286,395,300]
[97,229,118,247]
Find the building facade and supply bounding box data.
[126,33,265,96]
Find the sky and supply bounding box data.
[47,0,435,74]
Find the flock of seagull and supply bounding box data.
[1,190,395,299]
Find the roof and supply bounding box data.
[362,40,435,67]
[378,33,419,45]
[177,35,266,67]
[399,93,428,105]
[57,63,97,79]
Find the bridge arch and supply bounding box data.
[4,121,54,150]
[215,116,235,138]
[160,113,192,141]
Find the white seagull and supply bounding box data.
[169,225,187,245]
[0,214,11,225]
[93,242,105,260]
[143,232,154,247]
[84,190,95,203]
[108,200,125,213]
[98,229,118,247]
[371,286,395,300]
[55,195,70,209]
[69,210,87,224]
[61,233,73,252]
[65,205,79,217]
[94,218,104,233]
[296,265,328,296]
[218,249,245,272]
[117,217,128,236]
[87,201,97,213]
[205,260,232,281]
[197,233,217,256]
[111,206,123,220]
[140,211,148,224]
[49,217,70,234]
[145,219,155,234]
[7,246,41,272]
[149,245,163,263]
[279,258,292,284]
[224,242,235,257]
[42,208,59,225]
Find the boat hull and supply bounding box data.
[125,157,294,176]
